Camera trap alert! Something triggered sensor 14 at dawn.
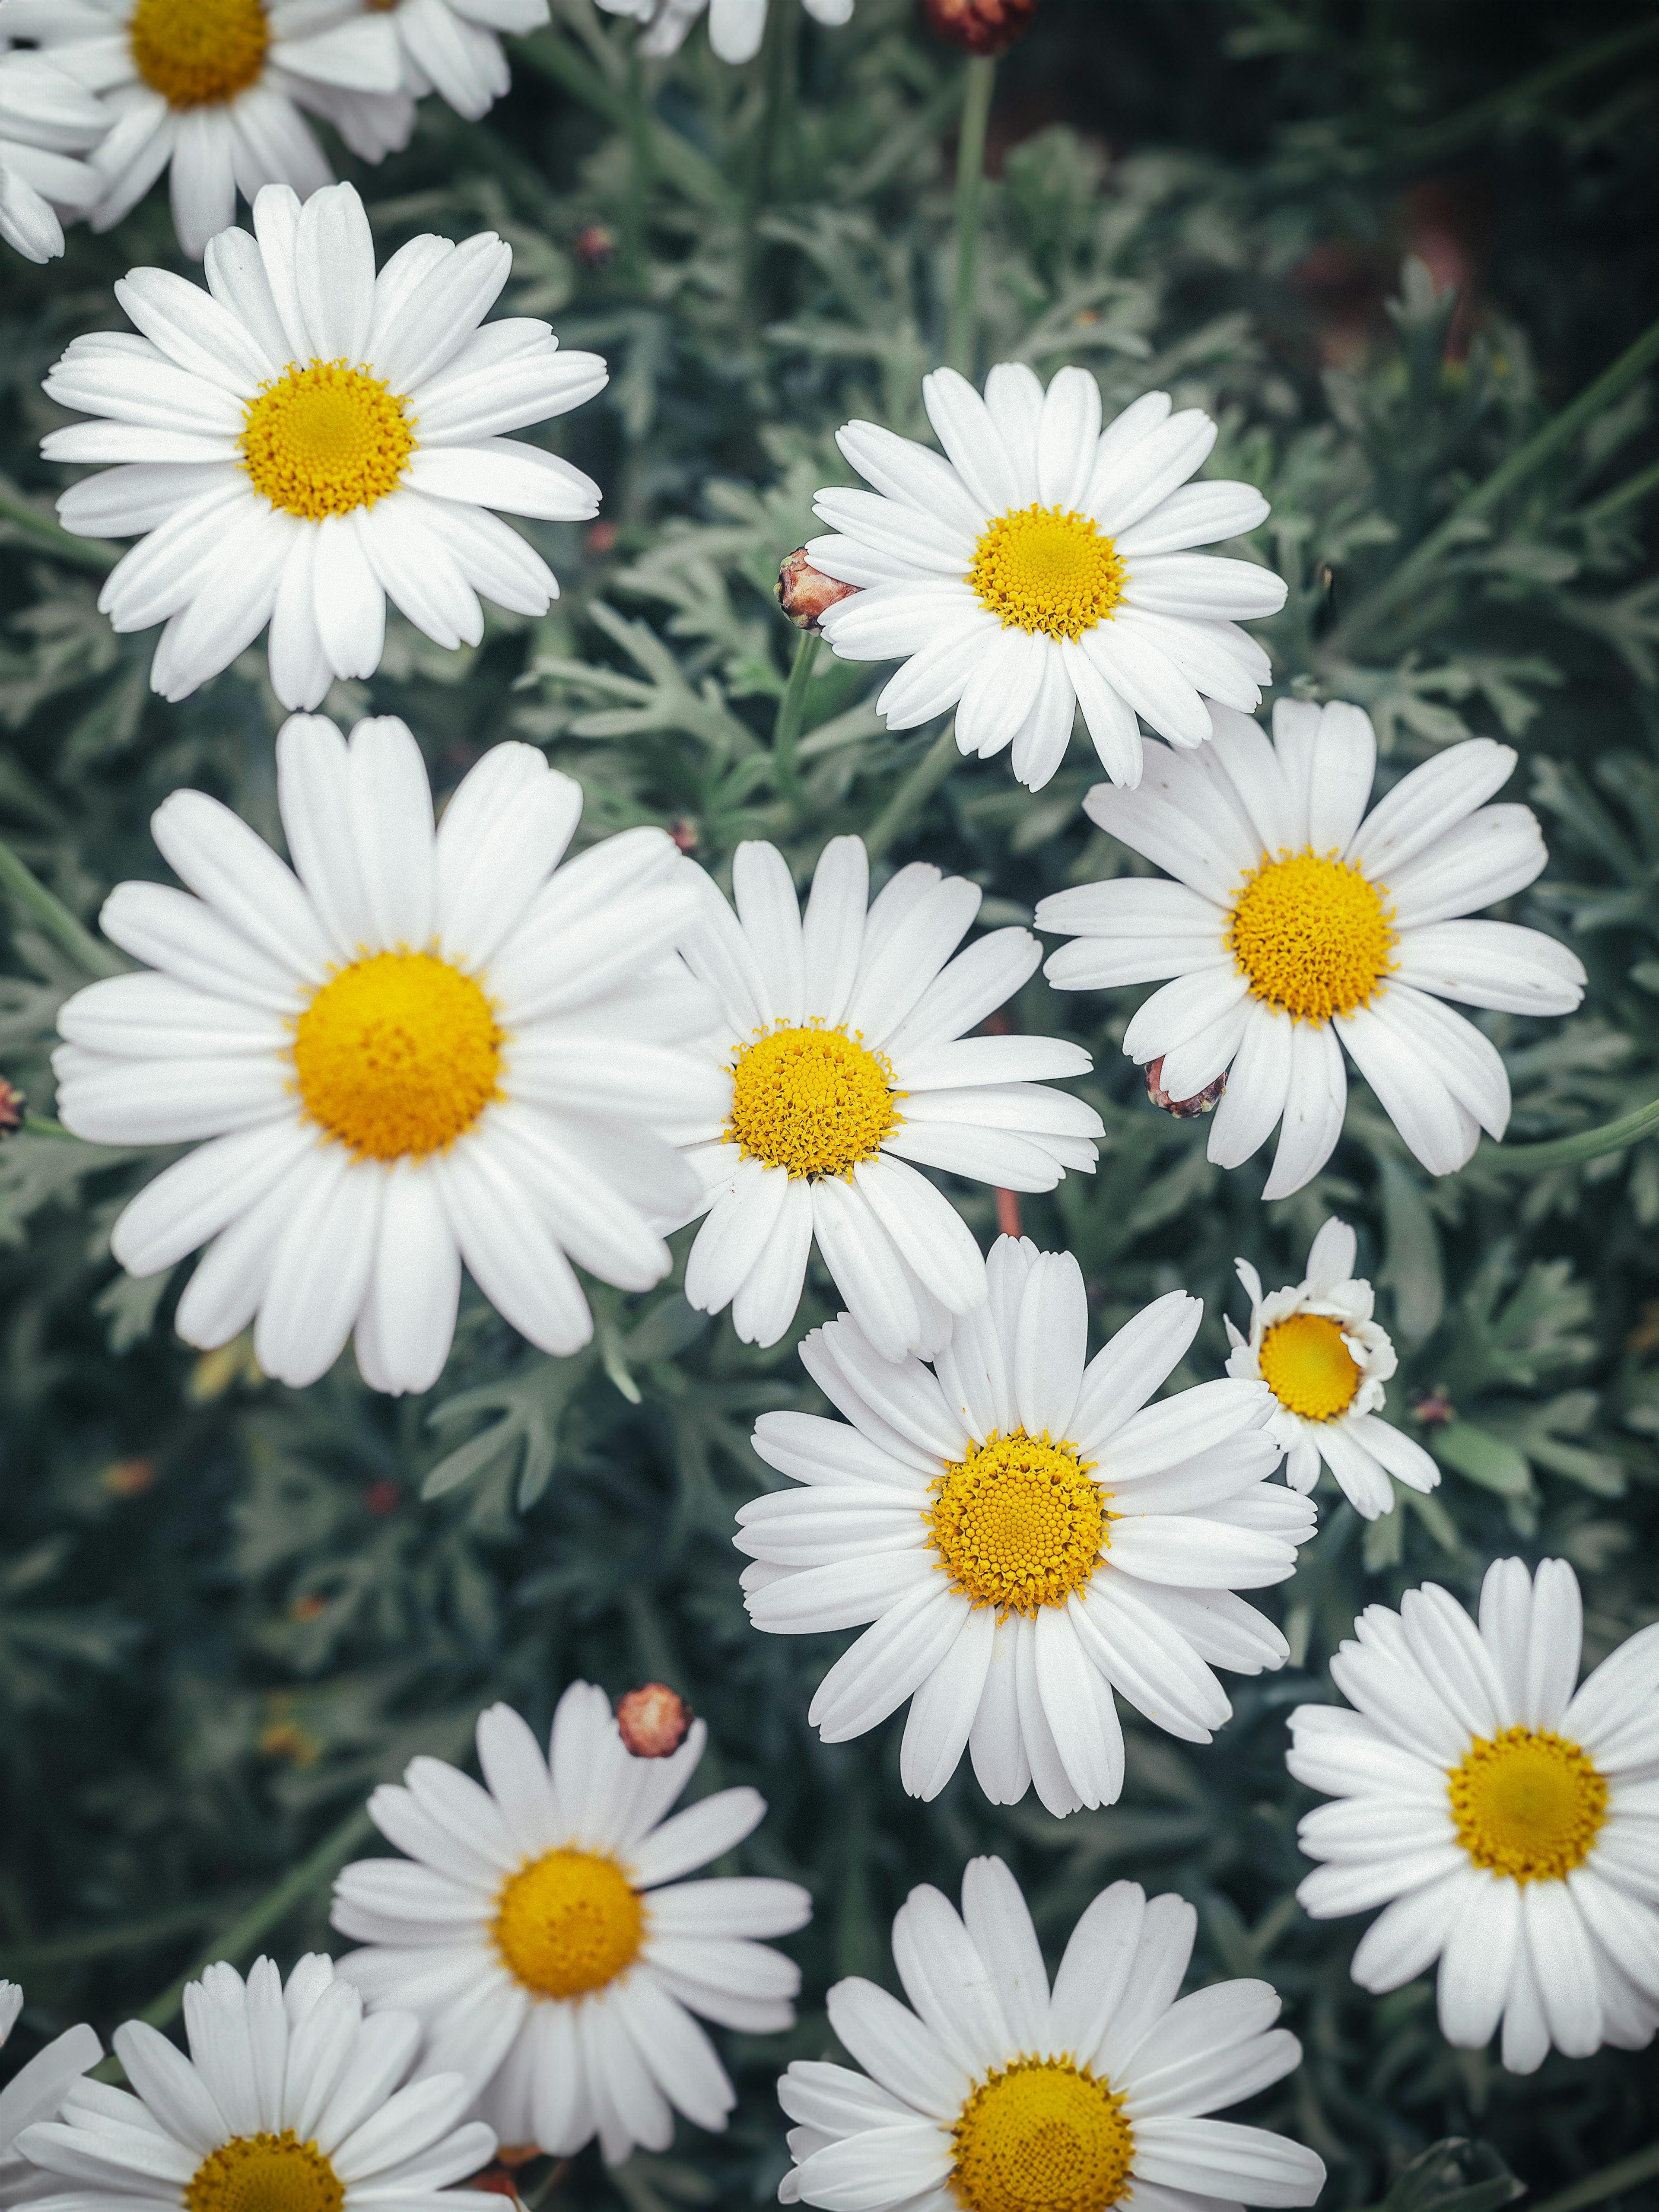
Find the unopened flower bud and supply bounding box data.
[922,0,1038,58]
[777,548,861,633]
[617,1682,693,1758]
[1144,1057,1226,1118]
[0,1079,23,1137]
[574,223,617,269]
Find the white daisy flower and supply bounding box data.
[43,178,607,709]
[1225,1214,1440,1522]
[594,0,851,67]
[331,1687,813,2168]
[804,363,1285,793]
[18,1955,496,2212]
[739,1235,1314,1818]
[1289,1557,1659,2075]
[0,52,105,264]
[778,1854,1326,2212]
[1037,699,1588,1198]
[375,0,550,124]
[0,1984,101,2210]
[52,713,721,1395]
[676,836,1103,1364]
[0,0,408,258]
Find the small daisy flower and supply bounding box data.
[739,1236,1313,1818]
[52,714,720,1395]
[1290,1557,1659,2075]
[331,1688,813,2168]
[0,0,408,258]
[677,836,1103,1363]
[375,0,551,124]
[1226,1214,1440,1521]
[778,1855,1326,2212]
[804,363,1284,793]
[594,0,851,66]
[1037,699,1587,1198]
[0,1983,101,2209]
[0,52,105,264]
[43,179,607,709]
[19,1955,495,2212]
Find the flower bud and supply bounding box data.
[777,547,861,633]
[0,1079,23,1136]
[574,223,617,269]
[922,0,1038,58]
[617,1681,693,1758]
[1144,1057,1226,1118]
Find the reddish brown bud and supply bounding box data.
[0,1080,23,1136]
[587,519,618,556]
[777,548,861,634]
[574,223,617,269]
[102,1457,156,1498]
[922,0,1038,58]
[617,1683,693,1758]
[670,817,700,855]
[364,1479,400,1516]
[1411,1391,1455,1430]
[1144,1057,1226,1118]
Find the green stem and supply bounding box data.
[948,56,997,377]
[0,486,117,574]
[1334,313,1659,652]
[21,1115,76,1140]
[744,0,798,298]
[1529,2140,1659,2212]
[1580,453,1659,528]
[516,31,735,212]
[0,1900,227,1974]
[772,632,819,809]
[1478,1095,1659,1173]
[622,48,652,283]
[865,724,957,861]
[0,833,123,977]
[1390,18,1659,166]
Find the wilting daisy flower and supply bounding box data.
[0,1984,101,2208]
[53,715,719,1395]
[805,363,1283,793]
[0,0,408,257]
[779,1855,1325,2212]
[1290,1557,1659,2074]
[1038,700,1587,1198]
[43,178,607,709]
[331,1687,812,2167]
[1226,1215,1440,1521]
[677,836,1102,1363]
[594,0,851,65]
[376,0,550,122]
[0,53,105,264]
[19,1955,494,2212]
[740,1236,1313,1817]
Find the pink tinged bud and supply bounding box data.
[922,0,1039,58]
[0,1080,23,1136]
[778,548,861,633]
[617,1682,693,1758]
[1144,1056,1226,1119]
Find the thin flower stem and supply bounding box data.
[744,0,799,299]
[1580,453,1659,528]
[0,833,124,978]
[518,2158,570,2212]
[517,31,736,212]
[0,1899,226,1974]
[772,631,819,809]
[622,47,653,282]
[948,56,997,377]
[865,723,957,861]
[0,486,117,574]
[1478,1096,1659,1173]
[22,1115,76,1140]
[1529,2140,1659,2212]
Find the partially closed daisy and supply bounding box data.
[44,180,607,709]
[376,0,550,123]
[779,1855,1325,2212]
[19,1955,494,2212]
[1290,1558,1659,2074]
[54,715,720,1394]
[594,0,852,66]
[1227,1215,1440,1522]
[331,1687,812,2167]
[807,364,1284,792]
[677,836,1102,1363]
[1039,700,1587,1198]
[0,1984,101,2209]
[0,0,407,257]
[0,53,105,264]
[740,1236,1313,1818]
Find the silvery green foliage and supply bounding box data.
[0,1,1655,2206]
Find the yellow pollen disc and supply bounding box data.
[951,2059,1134,2212]
[727,1020,900,1179]
[185,2134,343,2212]
[1449,1727,1608,1883]
[969,505,1127,642]
[1258,1312,1362,1422]
[130,0,270,107]
[494,1849,645,2000]
[293,952,502,1162]
[241,360,416,521]
[928,1431,1106,1618]
[1229,848,1395,1022]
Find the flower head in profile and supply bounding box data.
[1,0,409,256]
[54,715,718,1395]
[807,363,1283,792]
[779,1855,1325,2212]
[44,180,607,708]
[676,836,1102,1363]
[331,1688,812,2168]
[1039,700,1587,1197]
[740,1236,1313,1817]
[374,0,551,123]
[1227,1215,1440,1521]
[1290,1558,1659,2073]
[0,1983,100,2209]
[19,1956,493,2212]
[0,53,105,264]
[594,0,851,66]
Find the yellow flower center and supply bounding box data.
[1229,849,1396,1022]
[950,2059,1135,2212]
[494,1849,645,2000]
[727,1020,900,1180]
[1448,1727,1608,1883]
[1258,1312,1362,1422]
[241,361,416,522]
[969,505,1127,642]
[185,2134,343,2212]
[928,1431,1106,1618]
[293,952,502,1162]
[130,0,270,107]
